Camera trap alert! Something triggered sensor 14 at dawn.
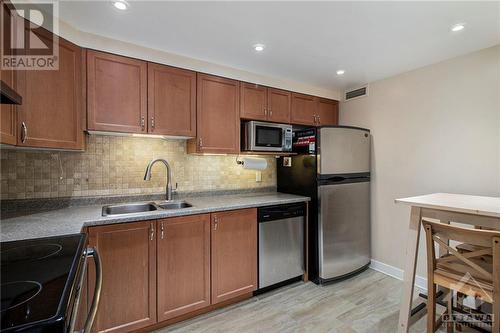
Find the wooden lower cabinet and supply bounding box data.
[88,221,157,333]
[211,208,258,304]
[156,214,211,321]
[87,209,257,332]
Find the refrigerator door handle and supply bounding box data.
[325,176,346,182]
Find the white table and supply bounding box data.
[395,193,500,333]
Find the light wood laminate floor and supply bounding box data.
[156,269,449,333]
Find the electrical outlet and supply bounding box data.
[255,171,262,182]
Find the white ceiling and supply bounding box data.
[58,1,500,91]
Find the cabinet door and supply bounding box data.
[148,64,196,137]
[0,1,17,145]
[291,93,317,126]
[317,98,339,126]
[240,83,267,121]
[190,74,240,154]
[87,51,147,133]
[157,215,210,321]
[88,221,157,333]
[211,208,257,304]
[267,88,291,123]
[16,33,85,149]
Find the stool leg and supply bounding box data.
[492,238,499,333]
[428,283,436,333]
[446,289,454,333]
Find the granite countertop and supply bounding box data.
[0,192,310,242]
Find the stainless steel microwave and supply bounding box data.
[243,121,293,152]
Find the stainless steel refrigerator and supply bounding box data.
[277,126,371,284]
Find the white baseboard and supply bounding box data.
[369,259,428,291]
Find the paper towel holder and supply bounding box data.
[235,156,267,170]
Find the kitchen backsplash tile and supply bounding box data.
[0,135,276,200]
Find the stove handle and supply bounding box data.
[84,247,103,333]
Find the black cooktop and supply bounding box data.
[1,234,87,332]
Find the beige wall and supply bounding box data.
[0,135,276,200]
[339,45,500,277]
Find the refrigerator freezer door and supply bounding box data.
[318,180,370,280]
[318,127,370,175]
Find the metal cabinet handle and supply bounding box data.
[264,108,267,116]
[214,216,218,230]
[83,247,102,333]
[140,116,145,131]
[151,116,155,130]
[160,222,164,240]
[21,122,27,143]
[198,137,203,148]
[269,109,272,117]
[318,116,321,124]
[150,223,154,241]
[313,115,319,125]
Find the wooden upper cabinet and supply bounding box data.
[240,84,290,124]
[188,73,240,154]
[211,208,257,304]
[240,83,267,121]
[1,68,17,145]
[317,98,339,126]
[267,88,291,123]
[88,221,157,333]
[1,1,17,145]
[87,50,147,133]
[291,93,317,126]
[157,215,210,321]
[147,64,196,137]
[16,32,85,150]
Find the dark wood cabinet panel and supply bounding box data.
[87,51,147,133]
[157,214,210,321]
[148,64,196,137]
[88,221,157,333]
[188,74,240,154]
[317,98,339,126]
[240,83,267,121]
[267,88,291,123]
[291,93,317,126]
[1,68,17,145]
[211,208,257,304]
[0,1,17,145]
[16,32,85,150]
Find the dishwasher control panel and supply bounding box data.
[258,203,306,222]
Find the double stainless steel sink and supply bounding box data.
[102,200,192,217]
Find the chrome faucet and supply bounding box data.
[144,158,173,201]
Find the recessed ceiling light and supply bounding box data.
[451,23,465,32]
[113,1,128,10]
[253,44,265,52]
[336,70,345,76]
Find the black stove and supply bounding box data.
[1,234,87,333]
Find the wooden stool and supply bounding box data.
[422,219,500,333]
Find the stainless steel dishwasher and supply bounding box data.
[258,203,305,289]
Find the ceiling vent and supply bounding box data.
[344,85,369,101]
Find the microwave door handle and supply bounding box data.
[83,247,103,333]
